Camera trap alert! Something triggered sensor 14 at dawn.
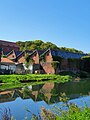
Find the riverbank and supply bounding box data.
[0,74,72,83]
[40,103,90,120]
[0,74,72,91]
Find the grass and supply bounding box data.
[0,74,72,83]
[0,74,72,91]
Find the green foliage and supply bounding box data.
[16,41,25,51]
[76,71,89,78]
[34,40,43,46]
[41,107,56,120]
[16,40,83,54]
[60,92,69,103]
[81,56,90,73]
[56,104,90,120]
[2,55,7,58]
[0,74,71,84]
[24,53,34,68]
[16,40,44,51]
[2,100,90,120]
[59,47,84,54]
[0,108,15,120]
[81,56,90,59]
[40,42,58,50]
[88,53,90,56]
[25,53,30,63]
[30,102,90,120]
[51,61,60,74]
[0,74,72,91]
[39,55,46,62]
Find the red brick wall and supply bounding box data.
[17,52,40,64]
[17,53,25,63]
[45,51,53,62]
[7,52,16,59]
[40,50,54,74]
[17,51,40,64]
[67,60,79,71]
[30,52,39,64]
[61,59,68,70]
[18,56,25,63]
[41,62,54,74]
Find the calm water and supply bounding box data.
[0,80,90,119]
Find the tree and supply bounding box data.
[81,56,90,73]
[59,47,83,54]
[40,42,58,50]
[34,40,44,46]
[16,40,84,54]
[51,61,60,74]
[16,41,25,51]
[24,53,34,68]
[29,44,37,50]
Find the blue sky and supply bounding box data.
[0,0,89,53]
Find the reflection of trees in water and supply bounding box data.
[1,80,90,104]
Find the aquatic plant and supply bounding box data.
[0,108,14,120]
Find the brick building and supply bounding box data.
[40,48,87,74]
[7,50,21,62]
[0,48,1,62]
[16,50,32,63]
[0,46,87,74]
[15,48,87,74]
[0,40,20,53]
[28,50,44,64]
[0,58,16,74]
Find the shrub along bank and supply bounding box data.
[39,103,90,120]
[0,74,72,84]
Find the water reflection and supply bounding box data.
[0,80,90,104]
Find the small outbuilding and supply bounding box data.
[0,58,16,74]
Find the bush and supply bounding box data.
[0,74,71,84]
[76,71,88,78]
[56,104,90,120]
[59,71,75,77]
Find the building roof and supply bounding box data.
[1,51,10,56]
[38,50,45,55]
[15,51,22,56]
[41,48,87,59]
[1,58,15,64]
[0,40,19,47]
[51,49,87,59]
[6,50,21,57]
[16,50,32,58]
[29,49,45,57]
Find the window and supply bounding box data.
[34,53,37,56]
[47,53,49,56]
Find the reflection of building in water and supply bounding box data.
[0,89,23,103]
[0,81,90,104]
[0,90,16,103]
[40,83,54,103]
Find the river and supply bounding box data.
[0,80,90,119]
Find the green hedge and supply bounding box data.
[0,74,72,83]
